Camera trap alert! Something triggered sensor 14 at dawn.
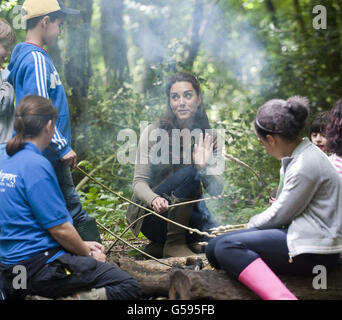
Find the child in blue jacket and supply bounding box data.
[7,0,101,242]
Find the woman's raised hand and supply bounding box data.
[193,132,213,170]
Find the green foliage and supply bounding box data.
[78,182,134,240]
[206,106,280,225]
[74,0,335,232]
[3,0,342,235]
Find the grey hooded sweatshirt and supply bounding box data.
[0,70,15,145]
[248,138,342,260]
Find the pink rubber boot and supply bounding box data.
[238,258,298,300]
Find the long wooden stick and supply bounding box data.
[77,153,269,214]
[76,155,116,191]
[106,212,153,254]
[76,165,249,256]
[96,221,172,267]
[224,154,270,193]
[168,193,232,208]
[76,166,214,238]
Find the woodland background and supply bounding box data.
[1,0,341,242]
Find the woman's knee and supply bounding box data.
[205,234,226,269]
[174,167,200,185]
[104,269,142,300]
[173,167,200,199]
[119,277,141,300]
[213,237,259,277]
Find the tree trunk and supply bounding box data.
[47,42,62,78]
[317,0,342,98]
[184,0,204,70]
[265,0,278,28]
[140,17,165,96]
[293,0,307,34]
[63,0,93,160]
[100,0,129,89]
[327,1,342,95]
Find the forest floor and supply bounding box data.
[104,237,210,269]
[103,237,212,300]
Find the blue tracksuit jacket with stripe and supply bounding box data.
[7,42,72,162]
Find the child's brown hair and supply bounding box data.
[0,18,16,45]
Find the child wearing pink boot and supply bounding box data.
[206,96,342,300]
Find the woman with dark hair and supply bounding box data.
[0,95,141,300]
[325,98,342,179]
[126,72,224,258]
[205,96,342,300]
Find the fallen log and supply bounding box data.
[169,261,342,300]
[169,269,257,300]
[116,255,204,298]
[117,257,170,297]
[116,254,342,300]
[26,254,342,300]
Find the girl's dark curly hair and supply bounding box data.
[308,111,329,139]
[325,98,342,156]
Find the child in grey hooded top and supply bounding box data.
[206,96,342,300]
[0,18,16,159]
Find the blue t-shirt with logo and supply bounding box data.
[0,143,72,264]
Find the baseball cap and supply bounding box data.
[22,0,80,21]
